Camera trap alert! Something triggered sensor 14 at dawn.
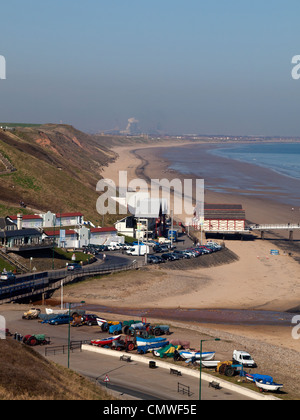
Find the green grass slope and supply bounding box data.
[0,124,117,224]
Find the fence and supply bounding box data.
[177,382,193,397]
[44,340,89,356]
[0,260,137,304]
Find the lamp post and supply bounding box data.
[199,338,221,400]
[52,219,56,270]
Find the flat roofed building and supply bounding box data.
[193,203,246,232]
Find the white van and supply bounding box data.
[126,245,150,256]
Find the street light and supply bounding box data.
[199,338,221,400]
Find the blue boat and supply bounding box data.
[245,373,273,383]
[135,336,167,347]
[137,341,169,354]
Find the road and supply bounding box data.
[1,307,254,401]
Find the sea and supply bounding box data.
[163,142,300,207]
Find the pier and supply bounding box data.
[249,224,300,240]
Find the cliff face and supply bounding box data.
[0,124,117,223]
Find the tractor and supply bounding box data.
[22,334,50,346]
[22,308,41,320]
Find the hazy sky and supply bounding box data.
[1,0,300,136]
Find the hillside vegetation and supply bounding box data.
[0,124,117,223]
[0,338,115,400]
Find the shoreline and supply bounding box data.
[99,141,300,313]
[131,142,300,228]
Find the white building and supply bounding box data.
[89,227,121,245]
[38,211,84,228]
[43,229,79,248]
[9,214,43,229]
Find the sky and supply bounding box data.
[1,0,300,136]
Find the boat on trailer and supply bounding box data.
[179,350,215,361]
[90,335,121,347]
[199,360,220,368]
[255,379,283,392]
[135,336,167,347]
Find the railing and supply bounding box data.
[250,224,300,230]
[45,341,84,356]
[0,261,137,304]
[177,382,193,397]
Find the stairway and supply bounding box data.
[0,248,28,273]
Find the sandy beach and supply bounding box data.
[72,140,300,398]
[99,140,300,314]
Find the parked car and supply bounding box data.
[153,245,169,253]
[0,271,16,281]
[171,251,186,259]
[97,245,108,251]
[48,315,73,325]
[67,262,82,271]
[147,255,160,264]
[82,314,99,326]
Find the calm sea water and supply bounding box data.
[163,142,300,206]
[210,143,300,181]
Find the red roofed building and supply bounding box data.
[90,226,119,245]
[43,229,79,248]
[9,214,43,229]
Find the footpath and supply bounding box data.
[83,344,281,401]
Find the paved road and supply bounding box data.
[2,308,254,401]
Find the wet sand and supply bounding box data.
[133,142,300,229]
[95,140,300,398]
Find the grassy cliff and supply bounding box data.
[0,124,117,224]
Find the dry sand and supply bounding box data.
[72,141,300,398]
[100,141,300,314]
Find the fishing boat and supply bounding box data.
[90,335,121,347]
[245,373,273,383]
[153,344,181,358]
[135,336,167,347]
[179,350,215,361]
[137,341,169,354]
[255,379,283,392]
[199,360,220,368]
[96,317,107,327]
[45,308,69,315]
